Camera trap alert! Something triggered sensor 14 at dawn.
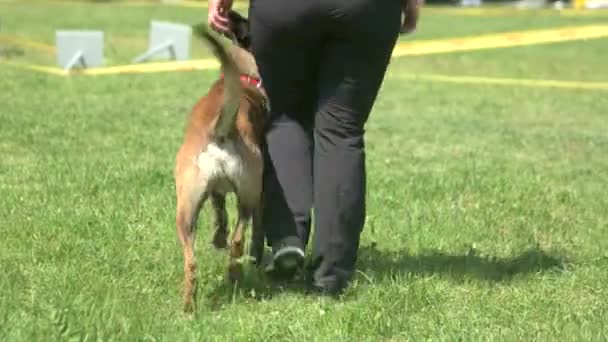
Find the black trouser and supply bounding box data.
[249,0,401,288]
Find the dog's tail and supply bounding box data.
[194,25,243,139]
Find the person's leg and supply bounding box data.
[249,0,320,272]
[310,0,402,293]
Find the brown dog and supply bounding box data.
[174,12,267,313]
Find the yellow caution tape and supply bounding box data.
[393,25,608,56]
[2,25,607,81]
[70,58,219,76]
[4,58,607,90]
[390,72,608,90]
[1,60,67,75]
[0,58,219,76]
[423,7,608,16]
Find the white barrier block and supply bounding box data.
[133,21,192,63]
[56,30,104,70]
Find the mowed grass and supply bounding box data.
[1,2,608,341]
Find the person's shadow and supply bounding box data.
[203,242,567,308]
[356,242,566,282]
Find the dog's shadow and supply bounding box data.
[203,243,567,308]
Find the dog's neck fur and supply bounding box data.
[227,45,267,101]
[229,46,259,80]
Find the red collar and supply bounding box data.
[219,73,263,89]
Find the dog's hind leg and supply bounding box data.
[211,193,229,249]
[175,167,208,314]
[228,203,252,282]
[249,201,265,267]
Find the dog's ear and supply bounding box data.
[227,10,251,50]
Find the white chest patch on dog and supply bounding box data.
[196,141,244,193]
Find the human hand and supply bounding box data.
[208,0,234,34]
[401,0,419,34]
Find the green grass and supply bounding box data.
[2,2,608,341]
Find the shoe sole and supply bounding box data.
[267,247,305,279]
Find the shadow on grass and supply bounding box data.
[357,242,567,282]
[203,243,567,309]
[202,263,304,310]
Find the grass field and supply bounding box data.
[2,1,608,340]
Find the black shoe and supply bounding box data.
[265,245,305,281]
[305,258,348,298]
[305,278,345,298]
[304,267,347,298]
